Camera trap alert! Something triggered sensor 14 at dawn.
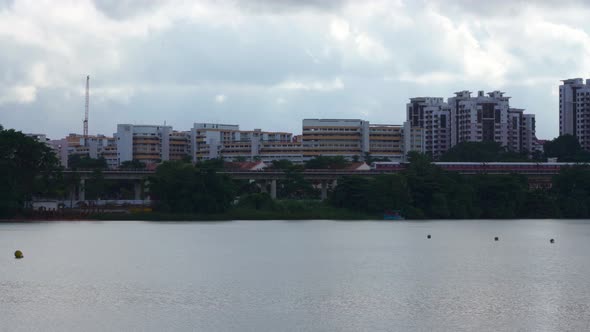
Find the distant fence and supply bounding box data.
[59,199,152,208]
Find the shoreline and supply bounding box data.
[1,214,573,223]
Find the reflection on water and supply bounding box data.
[1,220,590,331]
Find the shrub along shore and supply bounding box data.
[3,122,590,221]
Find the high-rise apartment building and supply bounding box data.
[559,78,590,150]
[406,97,451,158]
[449,90,512,146]
[406,90,536,158]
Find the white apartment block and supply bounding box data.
[559,78,590,150]
[302,119,368,161]
[302,119,403,161]
[191,123,297,162]
[406,97,451,158]
[115,124,172,165]
[406,90,536,158]
[449,90,512,146]
[48,139,69,168]
[368,124,404,160]
[403,121,425,156]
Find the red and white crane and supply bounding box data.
[83,75,89,145]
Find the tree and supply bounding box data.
[471,174,528,218]
[305,156,350,169]
[68,155,107,170]
[363,152,390,164]
[270,159,296,170]
[552,165,590,217]
[85,169,106,201]
[149,161,235,214]
[120,159,146,169]
[196,158,224,170]
[439,141,529,162]
[544,135,590,162]
[0,126,59,217]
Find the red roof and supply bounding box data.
[345,162,370,170]
[223,161,266,170]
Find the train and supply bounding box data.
[370,161,584,174]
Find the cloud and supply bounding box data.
[0,85,37,105]
[330,18,350,41]
[276,78,344,91]
[215,94,227,103]
[1,0,589,140]
[236,0,349,13]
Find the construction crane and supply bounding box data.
[83,75,89,145]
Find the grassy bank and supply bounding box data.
[89,200,378,221]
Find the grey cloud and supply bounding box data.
[0,0,12,9]
[0,0,576,141]
[122,21,343,86]
[427,0,590,16]
[237,0,349,13]
[92,0,164,19]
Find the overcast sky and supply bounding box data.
[1,0,590,139]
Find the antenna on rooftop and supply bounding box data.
[83,75,90,146]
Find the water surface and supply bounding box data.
[1,219,589,331]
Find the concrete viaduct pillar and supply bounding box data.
[134,181,142,200]
[270,179,277,200]
[78,179,85,201]
[321,180,328,201]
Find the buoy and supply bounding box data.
[427,235,431,239]
[14,250,23,259]
[494,237,499,241]
[550,239,555,244]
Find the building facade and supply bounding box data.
[302,119,403,161]
[406,90,536,158]
[559,78,590,150]
[406,97,451,158]
[115,124,172,165]
[191,123,296,162]
[302,119,368,161]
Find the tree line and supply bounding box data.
[3,122,590,219]
[331,151,590,219]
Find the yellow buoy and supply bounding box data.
[14,250,23,259]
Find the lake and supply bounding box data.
[1,219,590,331]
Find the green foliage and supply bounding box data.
[440,141,529,162]
[521,190,560,218]
[270,159,301,171]
[552,165,590,218]
[237,193,276,210]
[544,135,590,162]
[149,161,235,214]
[119,159,146,169]
[305,156,350,169]
[68,154,107,170]
[85,169,106,200]
[0,126,60,217]
[196,158,224,170]
[281,169,317,199]
[329,152,534,219]
[471,174,528,218]
[363,152,390,164]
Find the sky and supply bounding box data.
[1,0,590,140]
